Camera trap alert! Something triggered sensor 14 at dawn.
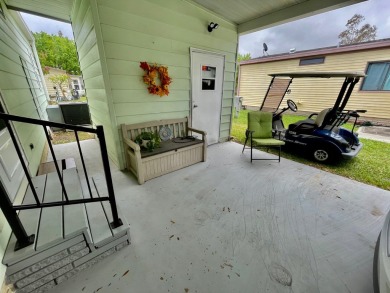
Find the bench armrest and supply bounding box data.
[188,127,207,137]
[123,137,140,151]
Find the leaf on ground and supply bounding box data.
[122,270,129,277]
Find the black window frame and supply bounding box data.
[299,57,325,66]
[360,61,390,91]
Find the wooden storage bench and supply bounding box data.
[121,117,207,184]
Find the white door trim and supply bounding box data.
[190,47,226,57]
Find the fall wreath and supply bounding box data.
[140,62,172,97]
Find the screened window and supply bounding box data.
[361,62,390,91]
[299,57,325,66]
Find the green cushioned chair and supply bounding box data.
[242,111,285,162]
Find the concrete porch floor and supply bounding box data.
[48,139,390,293]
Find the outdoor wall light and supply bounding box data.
[208,22,219,32]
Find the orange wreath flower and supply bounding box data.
[140,62,172,97]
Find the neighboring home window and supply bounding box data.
[361,62,390,91]
[72,79,80,90]
[299,57,325,66]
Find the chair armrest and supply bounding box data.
[245,129,254,139]
[123,137,140,151]
[308,113,318,119]
[188,127,207,136]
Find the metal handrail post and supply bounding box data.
[0,181,34,250]
[96,126,122,228]
[75,131,93,198]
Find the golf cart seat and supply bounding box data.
[288,108,331,133]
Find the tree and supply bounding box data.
[33,31,81,75]
[338,14,377,45]
[236,53,252,94]
[237,53,251,63]
[48,74,70,99]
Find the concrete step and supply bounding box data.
[3,168,89,266]
[3,165,129,265]
[2,161,130,293]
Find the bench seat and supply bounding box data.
[122,118,207,184]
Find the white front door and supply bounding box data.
[0,104,24,203]
[191,50,225,145]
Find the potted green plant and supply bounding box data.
[135,131,161,151]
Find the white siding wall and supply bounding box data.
[71,0,120,166]
[0,3,49,285]
[0,6,48,173]
[72,0,238,169]
[96,0,238,167]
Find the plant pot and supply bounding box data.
[141,139,151,149]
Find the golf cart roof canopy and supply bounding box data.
[268,72,366,78]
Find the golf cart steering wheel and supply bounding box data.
[287,99,298,112]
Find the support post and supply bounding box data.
[96,126,122,228]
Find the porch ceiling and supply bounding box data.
[192,0,366,34]
[5,0,366,33]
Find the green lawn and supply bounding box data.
[48,96,88,105]
[51,131,95,145]
[232,110,390,191]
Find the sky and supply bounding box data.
[21,12,74,39]
[239,0,390,57]
[20,0,390,56]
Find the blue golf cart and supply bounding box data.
[260,71,366,163]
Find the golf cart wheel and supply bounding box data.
[311,146,336,163]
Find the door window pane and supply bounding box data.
[201,66,216,90]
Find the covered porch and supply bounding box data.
[49,139,390,293]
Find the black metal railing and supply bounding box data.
[0,113,122,251]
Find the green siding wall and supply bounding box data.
[72,0,238,169]
[71,0,120,166]
[0,5,48,175]
[96,0,238,168]
[0,4,49,284]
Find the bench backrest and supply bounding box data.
[121,117,189,141]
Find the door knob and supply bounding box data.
[193,104,198,108]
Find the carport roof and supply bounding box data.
[269,72,366,78]
[4,0,365,34]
